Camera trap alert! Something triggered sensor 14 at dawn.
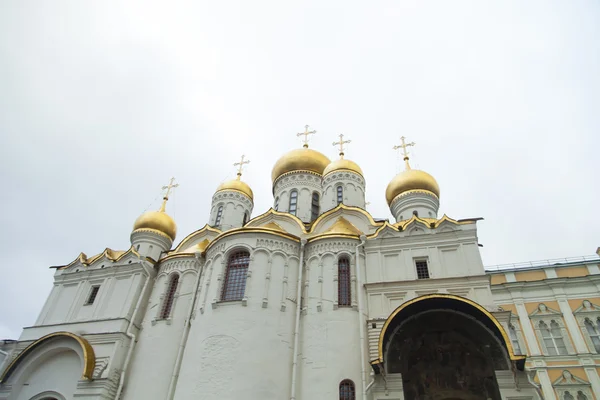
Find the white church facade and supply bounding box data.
[1,130,599,400]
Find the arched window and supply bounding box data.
[565,392,575,400]
[413,210,419,217]
[338,256,351,307]
[311,192,320,221]
[289,190,298,216]
[242,212,249,226]
[339,379,355,400]
[274,197,279,211]
[337,186,343,204]
[215,205,224,226]
[509,323,522,354]
[160,274,179,319]
[221,251,250,301]
[540,320,567,355]
[577,391,588,400]
[584,318,600,352]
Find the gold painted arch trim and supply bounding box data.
[375,294,525,367]
[0,331,96,383]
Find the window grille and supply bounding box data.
[339,379,356,400]
[221,251,250,301]
[311,192,320,221]
[540,320,568,355]
[215,205,224,226]
[415,260,430,279]
[337,186,344,204]
[584,318,600,352]
[338,257,351,307]
[160,274,179,319]
[509,323,522,354]
[289,190,298,216]
[85,286,100,305]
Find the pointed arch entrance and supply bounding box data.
[371,295,526,400]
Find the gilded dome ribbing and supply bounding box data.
[385,169,440,205]
[133,206,177,241]
[271,147,331,183]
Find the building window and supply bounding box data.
[584,317,600,352]
[338,256,351,307]
[509,323,522,355]
[413,210,419,217]
[339,379,356,400]
[242,212,249,226]
[337,186,344,204]
[540,320,568,355]
[215,205,224,226]
[221,251,250,301]
[415,260,430,279]
[311,192,320,221]
[274,197,279,211]
[564,392,575,400]
[577,392,588,400]
[85,286,100,305]
[160,274,179,319]
[289,190,298,216]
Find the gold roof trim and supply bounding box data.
[309,203,382,233]
[205,227,300,254]
[245,208,308,233]
[54,247,139,270]
[308,216,363,242]
[174,224,222,252]
[263,221,286,232]
[0,331,95,383]
[182,239,210,254]
[366,221,400,239]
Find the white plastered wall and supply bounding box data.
[210,190,253,231]
[273,172,322,223]
[321,171,366,212]
[390,191,440,222]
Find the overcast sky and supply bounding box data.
[1,1,598,339]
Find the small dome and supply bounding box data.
[385,169,440,205]
[271,147,331,183]
[323,158,363,177]
[133,209,177,241]
[216,178,253,200]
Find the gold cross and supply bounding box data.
[159,177,179,211]
[393,136,416,169]
[297,125,316,148]
[233,154,250,179]
[332,134,351,158]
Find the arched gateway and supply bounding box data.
[371,295,526,400]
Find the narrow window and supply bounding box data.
[221,251,250,301]
[339,379,356,400]
[540,320,567,355]
[413,210,419,217]
[289,190,298,216]
[215,205,223,226]
[564,392,574,400]
[311,192,320,221]
[338,257,351,307]
[274,197,279,211]
[577,391,588,400]
[136,244,140,251]
[160,274,179,319]
[242,212,249,226]
[85,286,100,305]
[337,186,344,204]
[415,260,430,279]
[509,323,522,354]
[584,318,600,352]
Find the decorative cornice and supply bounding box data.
[273,169,323,187]
[390,189,439,207]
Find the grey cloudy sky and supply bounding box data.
[1,1,598,339]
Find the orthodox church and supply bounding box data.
[1,128,599,400]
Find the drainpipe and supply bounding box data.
[166,253,204,400]
[115,256,154,400]
[356,235,368,400]
[290,239,307,400]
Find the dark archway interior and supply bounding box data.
[386,310,509,400]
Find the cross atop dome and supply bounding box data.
[297,125,316,148]
[332,134,351,158]
[160,177,179,211]
[393,136,416,169]
[234,154,250,179]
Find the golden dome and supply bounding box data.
[385,168,440,205]
[133,204,177,241]
[271,147,331,183]
[323,157,363,177]
[216,178,253,200]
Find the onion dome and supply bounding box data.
[323,135,363,177]
[216,178,253,200]
[271,147,331,183]
[133,201,177,241]
[385,168,440,205]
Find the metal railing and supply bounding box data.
[485,255,600,272]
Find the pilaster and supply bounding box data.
[556,297,589,354]
[515,301,542,355]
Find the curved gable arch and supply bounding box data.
[372,294,526,372]
[0,331,95,383]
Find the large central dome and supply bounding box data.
[271,147,331,183]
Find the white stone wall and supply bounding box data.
[273,172,322,223]
[130,230,173,261]
[209,190,253,231]
[321,171,366,212]
[390,190,439,222]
